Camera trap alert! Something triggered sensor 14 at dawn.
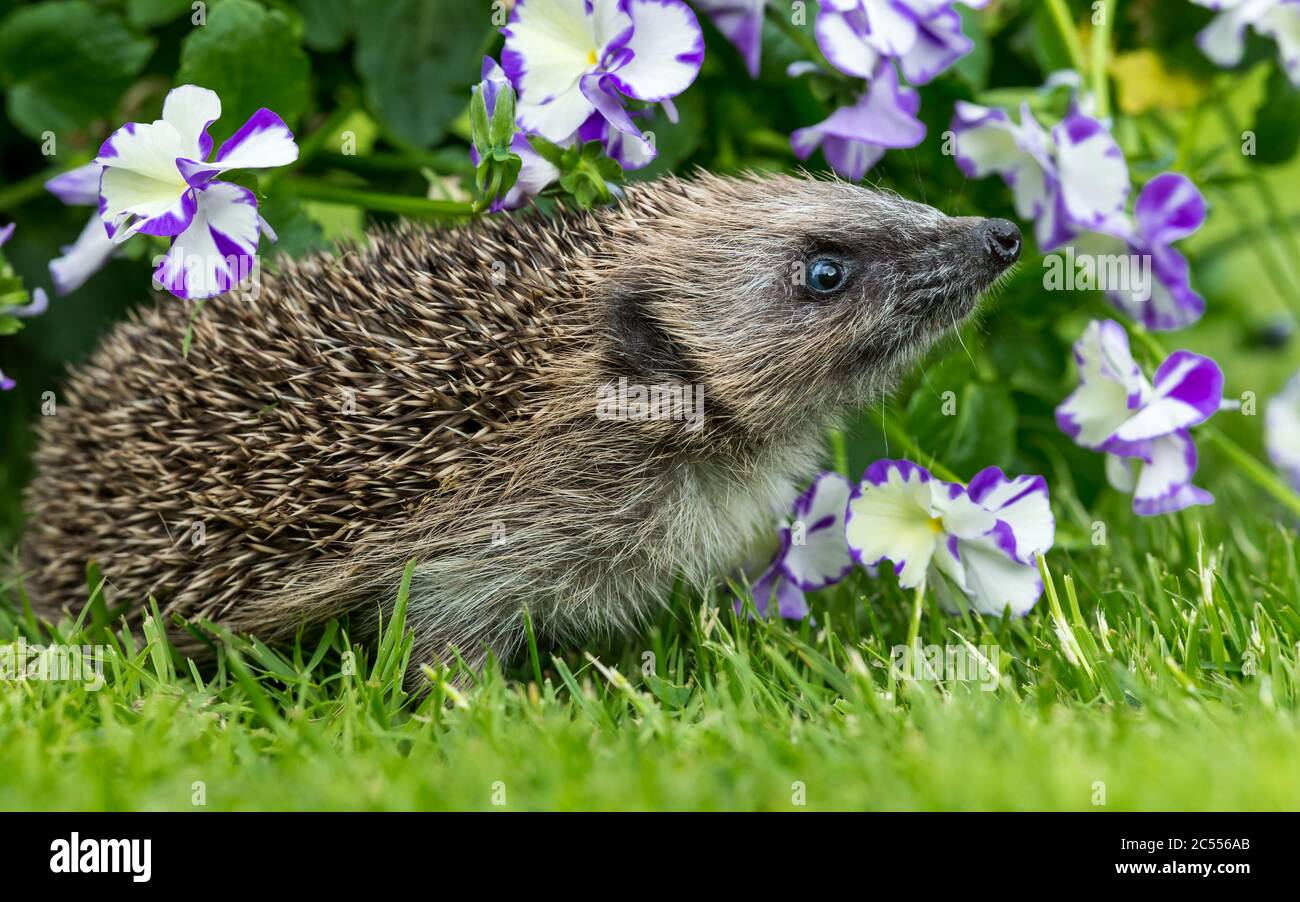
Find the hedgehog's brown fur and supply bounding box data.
[21,172,1015,677]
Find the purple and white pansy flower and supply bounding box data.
[501,0,704,167]
[1068,173,1209,331]
[1266,370,1300,493]
[951,101,1129,251]
[44,162,118,296]
[1191,0,1300,87]
[844,460,1055,617]
[742,472,855,620]
[791,62,926,181]
[692,0,766,77]
[1056,319,1224,515]
[95,84,298,300]
[816,0,988,85]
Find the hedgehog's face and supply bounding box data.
[606,174,1020,439]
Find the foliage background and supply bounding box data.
[1,0,1300,811]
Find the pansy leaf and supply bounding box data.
[0,315,23,337]
[905,378,1018,476]
[177,0,311,145]
[289,0,356,52]
[0,0,155,140]
[1249,65,1300,166]
[527,135,568,169]
[126,0,193,29]
[354,0,489,148]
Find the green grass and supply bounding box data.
[4,481,1300,811]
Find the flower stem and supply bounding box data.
[1090,0,1117,119]
[1044,0,1088,75]
[1213,100,1300,313]
[0,166,63,213]
[283,178,478,218]
[1202,428,1300,519]
[905,580,926,654]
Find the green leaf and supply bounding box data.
[1249,64,1300,166]
[904,377,1018,478]
[0,314,24,336]
[0,0,154,140]
[126,0,193,29]
[258,184,327,261]
[953,5,992,92]
[354,0,490,148]
[177,0,311,146]
[289,0,356,52]
[527,134,567,169]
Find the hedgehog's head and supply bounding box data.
[596,172,1019,443]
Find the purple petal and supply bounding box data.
[45,162,103,207]
[1134,172,1206,246]
[897,8,972,85]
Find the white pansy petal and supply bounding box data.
[1056,320,1150,448]
[99,166,197,239]
[966,467,1055,562]
[96,119,196,238]
[49,213,117,295]
[1257,1,1300,86]
[161,84,222,161]
[816,10,878,79]
[862,0,920,57]
[590,0,634,47]
[952,535,1045,617]
[1266,371,1300,491]
[212,110,299,171]
[1113,350,1223,442]
[517,86,596,141]
[845,460,939,589]
[782,472,854,591]
[1105,453,1138,493]
[608,0,704,101]
[950,103,1022,177]
[1197,6,1253,66]
[502,0,604,107]
[1053,111,1129,228]
[1131,431,1213,516]
[928,480,998,539]
[154,182,260,301]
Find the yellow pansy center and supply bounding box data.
[927,517,945,534]
[587,49,598,66]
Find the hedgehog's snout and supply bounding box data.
[978,218,1022,267]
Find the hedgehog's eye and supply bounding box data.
[807,258,847,294]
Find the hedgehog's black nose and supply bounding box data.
[979,218,1021,266]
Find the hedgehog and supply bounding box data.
[20,171,1021,680]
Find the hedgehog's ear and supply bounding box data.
[607,291,695,383]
